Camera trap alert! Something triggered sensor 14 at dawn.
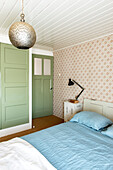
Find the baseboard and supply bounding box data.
[0,123,31,138]
[53,114,64,120]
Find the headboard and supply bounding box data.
[83,99,113,122]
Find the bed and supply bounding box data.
[1,99,113,170]
[21,121,113,170]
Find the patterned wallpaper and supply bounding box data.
[53,34,113,118]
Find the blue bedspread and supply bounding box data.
[21,122,113,170]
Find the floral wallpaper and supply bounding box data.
[53,34,113,118]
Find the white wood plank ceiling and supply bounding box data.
[0,0,113,50]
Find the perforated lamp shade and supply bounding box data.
[9,21,36,49]
[9,0,36,49]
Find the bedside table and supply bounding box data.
[64,101,82,122]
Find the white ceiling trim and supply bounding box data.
[0,34,11,44]
[32,48,53,56]
[53,32,113,52]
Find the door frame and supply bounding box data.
[32,54,53,118]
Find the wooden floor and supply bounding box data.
[0,115,64,142]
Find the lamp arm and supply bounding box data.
[76,89,84,100]
[72,80,84,100]
[72,80,84,90]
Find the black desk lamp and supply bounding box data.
[68,78,84,103]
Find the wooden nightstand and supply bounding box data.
[64,101,82,122]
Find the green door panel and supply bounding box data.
[1,43,29,129]
[32,54,53,118]
[5,68,27,83]
[5,87,27,104]
[2,105,29,126]
[43,78,53,115]
[0,44,1,129]
[4,48,27,65]
[32,79,43,118]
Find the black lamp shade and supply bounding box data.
[68,79,74,86]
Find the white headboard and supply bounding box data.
[83,99,113,122]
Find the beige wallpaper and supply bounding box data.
[53,35,113,118]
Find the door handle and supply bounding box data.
[50,80,53,90]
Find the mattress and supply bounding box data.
[22,122,113,170]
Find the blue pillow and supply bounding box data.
[101,125,113,138]
[70,111,112,131]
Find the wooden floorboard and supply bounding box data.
[0,115,64,142]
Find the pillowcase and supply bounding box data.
[70,111,112,131]
[101,125,113,138]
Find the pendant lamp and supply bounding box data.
[9,0,36,49]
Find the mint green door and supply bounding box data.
[32,54,53,118]
[0,44,2,129]
[1,43,29,129]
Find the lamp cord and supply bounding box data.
[22,0,24,14]
[20,0,25,22]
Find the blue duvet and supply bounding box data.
[21,122,113,170]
